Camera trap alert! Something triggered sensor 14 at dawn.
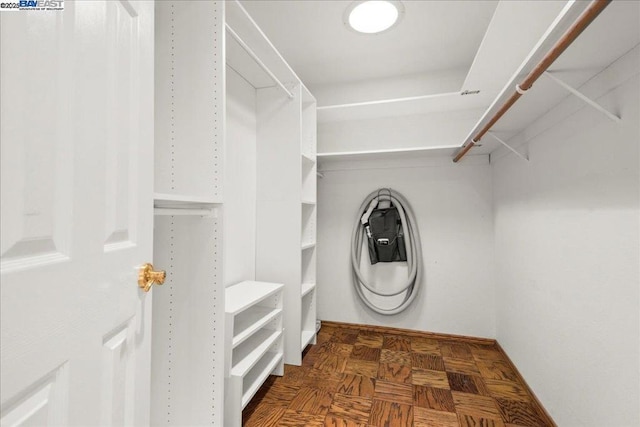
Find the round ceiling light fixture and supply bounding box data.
[344,1,405,35]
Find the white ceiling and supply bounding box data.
[241,0,499,86]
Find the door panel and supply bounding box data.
[0,1,154,426]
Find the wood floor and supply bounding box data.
[243,322,555,427]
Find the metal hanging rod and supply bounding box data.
[453,0,612,163]
[225,23,295,99]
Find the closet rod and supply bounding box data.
[225,24,295,99]
[453,0,611,163]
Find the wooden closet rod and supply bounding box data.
[453,0,611,163]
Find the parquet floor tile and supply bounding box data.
[379,349,411,365]
[451,391,502,419]
[443,357,481,376]
[412,352,446,371]
[412,368,451,389]
[377,362,412,384]
[277,409,326,426]
[484,379,531,402]
[243,405,287,427]
[304,369,344,392]
[242,323,555,426]
[458,413,506,427]
[326,393,373,424]
[323,414,368,427]
[440,343,474,360]
[410,338,441,355]
[260,381,301,407]
[382,335,411,351]
[373,380,414,405]
[355,332,384,348]
[477,360,520,383]
[337,374,376,398]
[317,342,355,358]
[369,399,413,427]
[413,385,456,412]
[281,364,311,386]
[351,345,381,362]
[313,354,348,374]
[495,398,549,427]
[288,387,334,415]
[344,359,379,378]
[447,372,482,394]
[414,407,459,427]
[332,330,359,345]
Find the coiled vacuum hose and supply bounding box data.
[350,189,422,315]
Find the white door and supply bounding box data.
[1,1,155,425]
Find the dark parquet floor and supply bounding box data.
[242,323,554,427]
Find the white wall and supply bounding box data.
[317,156,496,338]
[223,67,257,286]
[493,73,639,426]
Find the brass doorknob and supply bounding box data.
[138,263,166,292]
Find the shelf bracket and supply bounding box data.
[544,71,621,123]
[488,132,529,162]
[316,171,325,179]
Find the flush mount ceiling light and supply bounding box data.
[344,1,405,34]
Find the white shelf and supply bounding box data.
[301,200,316,206]
[241,352,283,409]
[301,282,315,298]
[317,146,460,163]
[153,207,217,217]
[232,329,282,377]
[301,242,316,251]
[232,307,282,348]
[226,281,283,315]
[317,91,487,123]
[300,330,315,351]
[154,192,221,205]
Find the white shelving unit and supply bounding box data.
[153,1,317,425]
[226,0,318,364]
[151,2,225,427]
[300,86,317,352]
[224,281,284,427]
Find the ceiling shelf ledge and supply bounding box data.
[317,91,487,123]
[318,145,461,162]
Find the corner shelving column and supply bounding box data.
[300,86,317,351]
[228,0,318,366]
[224,281,284,427]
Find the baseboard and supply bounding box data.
[320,320,496,346]
[495,341,558,427]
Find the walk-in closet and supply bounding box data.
[0,1,637,426]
